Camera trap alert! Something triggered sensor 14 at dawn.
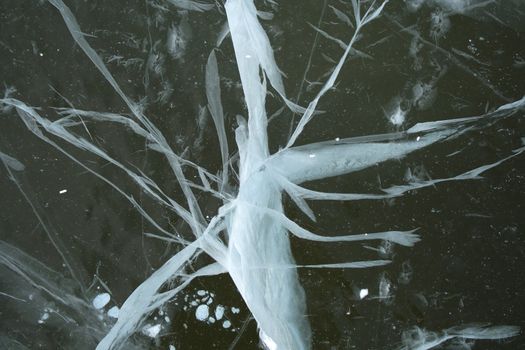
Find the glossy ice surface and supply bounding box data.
[1,1,524,349]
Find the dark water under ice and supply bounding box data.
[1,0,524,349]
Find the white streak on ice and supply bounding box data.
[286,1,388,148]
[399,324,520,350]
[165,0,214,12]
[205,50,229,190]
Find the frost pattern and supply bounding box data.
[0,0,523,349]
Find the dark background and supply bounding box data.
[1,0,524,349]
